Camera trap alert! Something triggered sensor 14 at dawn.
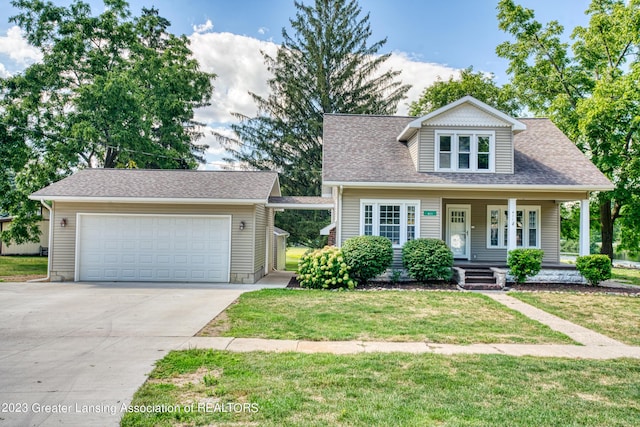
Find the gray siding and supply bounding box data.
[340,188,441,245]
[407,132,419,170]
[418,126,513,174]
[495,128,513,174]
[339,189,565,266]
[254,204,267,276]
[49,202,260,282]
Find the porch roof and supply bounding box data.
[267,196,334,210]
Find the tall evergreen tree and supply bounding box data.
[220,0,409,246]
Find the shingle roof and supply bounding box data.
[322,114,613,189]
[30,169,280,202]
[267,196,334,208]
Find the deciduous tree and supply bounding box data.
[496,0,640,259]
[409,67,520,116]
[1,0,214,245]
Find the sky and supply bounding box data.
[0,0,592,169]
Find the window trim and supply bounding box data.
[360,199,421,248]
[435,130,496,172]
[486,205,541,249]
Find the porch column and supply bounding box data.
[507,198,517,252]
[579,199,590,256]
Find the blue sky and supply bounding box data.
[0,0,592,168]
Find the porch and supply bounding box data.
[452,261,584,290]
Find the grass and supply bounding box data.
[0,256,47,281]
[510,292,640,346]
[121,350,640,427]
[285,246,308,271]
[612,267,640,286]
[202,289,573,344]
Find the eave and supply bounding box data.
[27,195,268,205]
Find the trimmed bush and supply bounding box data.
[507,249,544,284]
[401,238,453,282]
[342,235,393,284]
[297,246,356,290]
[576,254,612,286]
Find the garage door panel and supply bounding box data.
[78,215,230,282]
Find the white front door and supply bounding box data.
[447,205,470,259]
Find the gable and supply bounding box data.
[422,104,513,128]
[397,96,526,142]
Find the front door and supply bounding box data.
[446,205,470,260]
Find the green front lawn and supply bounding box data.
[285,246,308,271]
[0,256,47,281]
[122,350,640,427]
[612,267,640,286]
[510,292,640,346]
[202,289,573,344]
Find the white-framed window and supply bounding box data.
[435,130,495,172]
[360,200,420,247]
[487,205,540,249]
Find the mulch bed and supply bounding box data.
[287,276,640,294]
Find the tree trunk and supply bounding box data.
[599,199,614,260]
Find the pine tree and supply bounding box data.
[220,0,409,245]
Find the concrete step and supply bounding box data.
[466,276,497,284]
[459,283,504,291]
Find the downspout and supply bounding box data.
[29,200,52,282]
[265,207,271,276]
[336,186,343,247]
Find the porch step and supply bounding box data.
[459,283,504,291]
[460,267,503,290]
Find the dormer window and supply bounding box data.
[435,131,495,172]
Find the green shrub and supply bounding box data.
[576,254,612,286]
[401,238,453,282]
[507,249,544,284]
[297,246,356,289]
[342,235,393,284]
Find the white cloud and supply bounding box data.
[0,63,10,78]
[258,27,269,35]
[0,26,42,66]
[189,31,277,124]
[381,51,460,115]
[192,19,214,34]
[188,31,460,124]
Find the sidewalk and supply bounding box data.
[182,289,640,360]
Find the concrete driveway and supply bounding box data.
[0,279,287,426]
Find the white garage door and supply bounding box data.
[77,214,231,282]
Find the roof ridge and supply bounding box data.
[324,113,414,119]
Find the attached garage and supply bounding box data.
[76,214,231,282]
[30,169,282,284]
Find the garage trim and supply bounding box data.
[74,213,232,282]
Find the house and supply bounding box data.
[29,96,613,284]
[0,211,50,256]
[322,96,613,277]
[29,170,284,283]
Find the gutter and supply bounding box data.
[27,195,267,205]
[322,181,615,192]
[28,200,52,283]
